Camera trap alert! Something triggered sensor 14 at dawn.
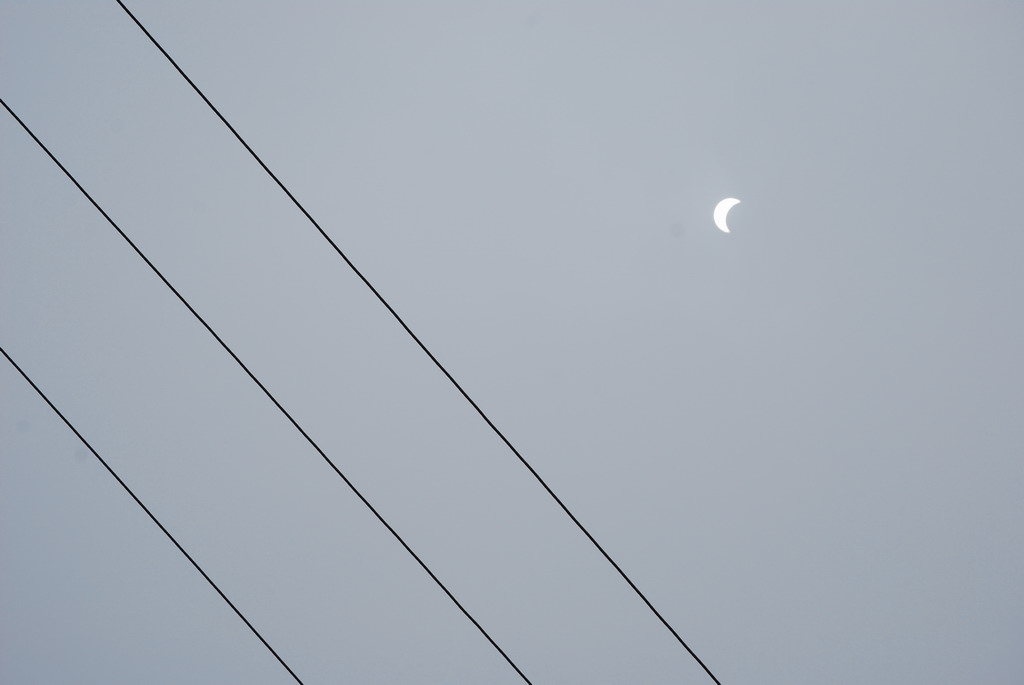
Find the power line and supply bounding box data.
[0,345,305,685]
[0,97,532,685]
[112,2,723,682]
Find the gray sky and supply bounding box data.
[2,1,1023,683]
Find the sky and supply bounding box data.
[2,1,1023,683]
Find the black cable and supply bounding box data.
[0,346,305,684]
[0,98,532,685]
[113,2,722,682]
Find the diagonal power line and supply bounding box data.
[0,98,532,685]
[113,2,722,682]
[0,346,306,685]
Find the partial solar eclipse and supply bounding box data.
[713,198,740,233]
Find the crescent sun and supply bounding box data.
[713,198,740,233]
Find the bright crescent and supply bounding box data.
[713,198,740,233]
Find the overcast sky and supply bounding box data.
[2,1,1023,683]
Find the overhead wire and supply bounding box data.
[0,345,306,685]
[0,97,532,685]
[112,2,723,682]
